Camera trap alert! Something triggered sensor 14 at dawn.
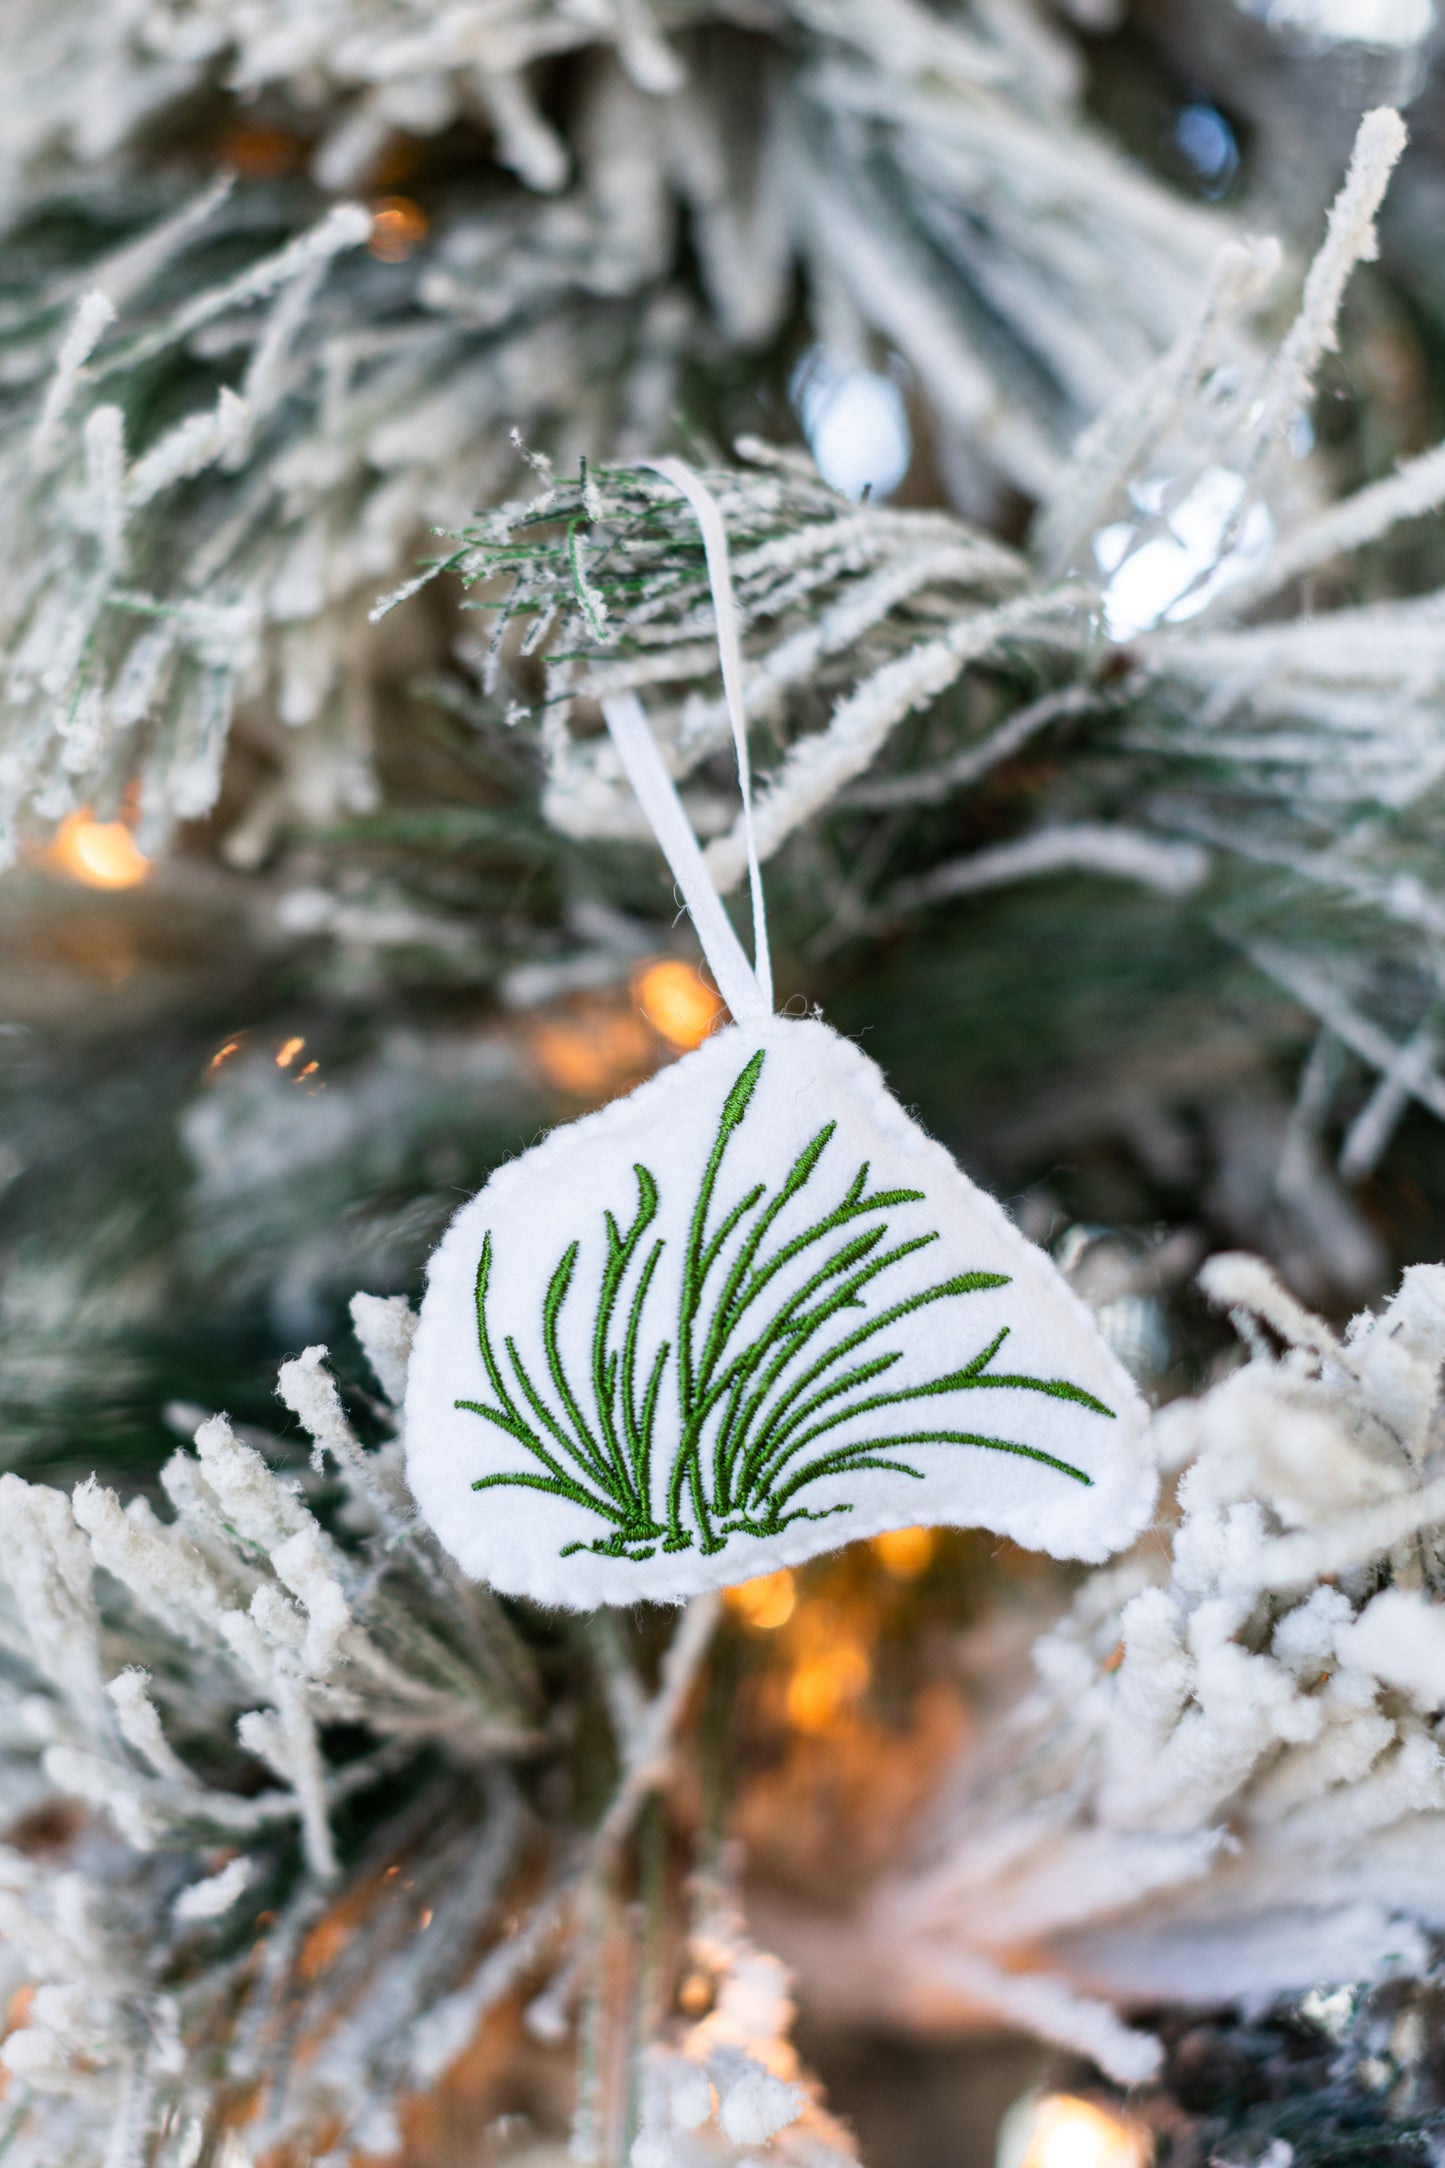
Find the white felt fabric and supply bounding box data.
[405,1017,1157,1608]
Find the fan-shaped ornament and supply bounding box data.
[405,463,1156,1607]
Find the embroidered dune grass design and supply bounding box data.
[458,1049,1114,1561]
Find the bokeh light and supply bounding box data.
[1002,2093,1151,2168]
[725,1569,796,1630]
[634,958,725,1051]
[792,347,913,502]
[531,1009,654,1099]
[786,1639,870,1731]
[370,197,429,262]
[48,813,150,890]
[872,1526,935,1579]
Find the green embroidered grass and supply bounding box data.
[458,1050,1113,1561]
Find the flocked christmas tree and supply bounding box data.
[5,1,1445,2164]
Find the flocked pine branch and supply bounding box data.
[13,1246,1445,2152]
[9,19,1445,2168]
[764,1253,1445,2091]
[0,0,1251,867]
[372,447,1076,848]
[5,99,1431,1421]
[0,1291,846,2167]
[0,1294,545,2159]
[393,108,1445,1183]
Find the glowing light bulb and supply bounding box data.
[275,1036,305,1069]
[872,1525,935,1578]
[725,1569,796,1630]
[1173,104,1238,197]
[786,1640,870,1732]
[634,959,724,1051]
[531,1010,655,1099]
[1002,2093,1150,2168]
[49,813,149,890]
[370,197,429,262]
[792,348,913,503]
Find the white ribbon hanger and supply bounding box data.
[598,456,773,1025]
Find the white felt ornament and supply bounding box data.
[405,463,1156,1607]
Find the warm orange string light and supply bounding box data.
[275,1036,305,1069]
[872,1525,935,1579]
[1009,2094,1150,2168]
[370,197,429,262]
[531,1010,654,1098]
[785,1639,870,1733]
[724,1569,796,1630]
[633,958,725,1052]
[48,813,150,890]
[677,1971,714,2017]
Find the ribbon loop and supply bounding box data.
[601,457,773,1022]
